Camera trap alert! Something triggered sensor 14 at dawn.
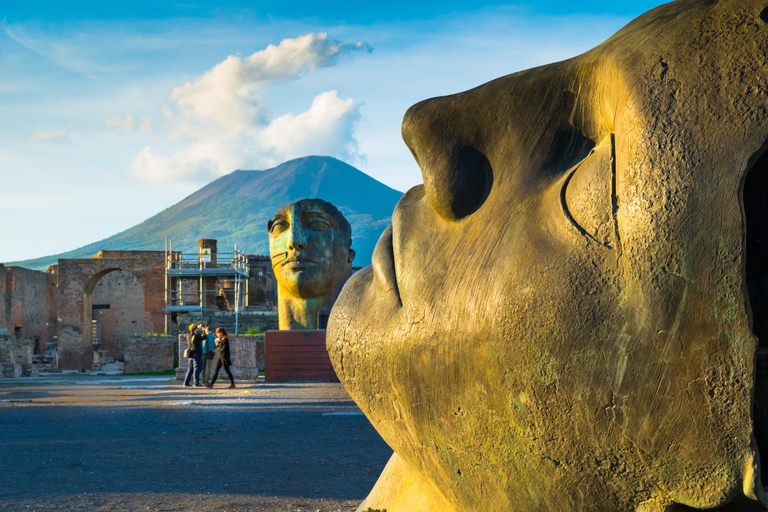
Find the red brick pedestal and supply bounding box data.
[264,330,338,382]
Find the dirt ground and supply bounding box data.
[0,374,392,512]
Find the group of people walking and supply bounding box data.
[183,323,236,388]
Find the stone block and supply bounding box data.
[123,335,175,373]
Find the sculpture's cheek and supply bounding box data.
[331,229,620,508]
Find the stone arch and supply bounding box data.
[84,268,121,294]
[83,268,148,366]
[56,251,166,370]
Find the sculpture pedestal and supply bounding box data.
[264,330,338,382]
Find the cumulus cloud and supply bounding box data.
[166,32,370,143]
[131,90,362,183]
[28,129,71,144]
[253,91,361,167]
[129,33,371,183]
[130,143,244,183]
[105,114,154,134]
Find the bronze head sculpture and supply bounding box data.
[268,198,355,329]
[328,0,768,510]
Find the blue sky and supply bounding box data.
[1,0,668,262]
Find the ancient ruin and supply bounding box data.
[328,0,768,510]
[56,250,167,370]
[268,199,355,330]
[1,241,280,374]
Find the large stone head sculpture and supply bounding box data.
[328,1,768,510]
[268,198,355,329]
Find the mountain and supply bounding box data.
[11,156,404,270]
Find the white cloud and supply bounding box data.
[28,129,71,144]
[130,90,362,183]
[253,90,361,167]
[128,33,370,183]
[166,32,370,143]
[104,114,154,134]
[129,142,244,183]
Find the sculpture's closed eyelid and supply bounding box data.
[307,220,332,229]
[303,213,334,229]
[269,219,290,234]
[559,136,619,250]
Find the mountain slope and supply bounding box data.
[12,156,403,270]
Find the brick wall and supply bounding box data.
[0,335,34,378]
[264,330,337,382]
[56,251,166,370]
[92,270,150,358]
[122,335,176,373]
[0,265,58,348]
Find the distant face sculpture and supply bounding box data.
[328,1,768,511]
[268,199,355,329]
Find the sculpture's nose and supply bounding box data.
[401,96,493,221]
[288,222,307,250]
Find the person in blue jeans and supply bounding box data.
[183,323,204,387]
[201,325,216,384]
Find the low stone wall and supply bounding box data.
[176,334,264,381]
[122,335,176,373]
[0,335,33,365]
[229,335,265,380]
[0,335,36,378]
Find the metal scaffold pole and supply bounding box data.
[164,238,169,334]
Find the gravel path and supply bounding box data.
[0,374,391,511]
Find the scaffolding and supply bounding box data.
[164,242,250,334]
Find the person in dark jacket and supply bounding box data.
[206,327,235,388]
[183,323,204,387]
[201,325,216,384]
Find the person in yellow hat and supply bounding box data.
[183,323,204,387]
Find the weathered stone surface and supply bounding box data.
[57,251,166,370]
[0,336,53,378]
[328,1,768,510]
[122,335,175,373]
[0,336,32,365]
[268,199,355,329]
[0,264,57,347]
[91,270,148,358]
[229,334,265,380]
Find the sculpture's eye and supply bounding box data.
[305,214,333,230]
[268,219,290,235]
[760,6,768,23]
[560,135,618,249]
[307,220,332,230]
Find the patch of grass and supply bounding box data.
[243,325,264,335]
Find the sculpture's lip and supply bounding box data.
[282,257,318,268]
[371,225,402,305]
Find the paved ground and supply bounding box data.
[0,373,392,511]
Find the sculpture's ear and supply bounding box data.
[348,248,356,264]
